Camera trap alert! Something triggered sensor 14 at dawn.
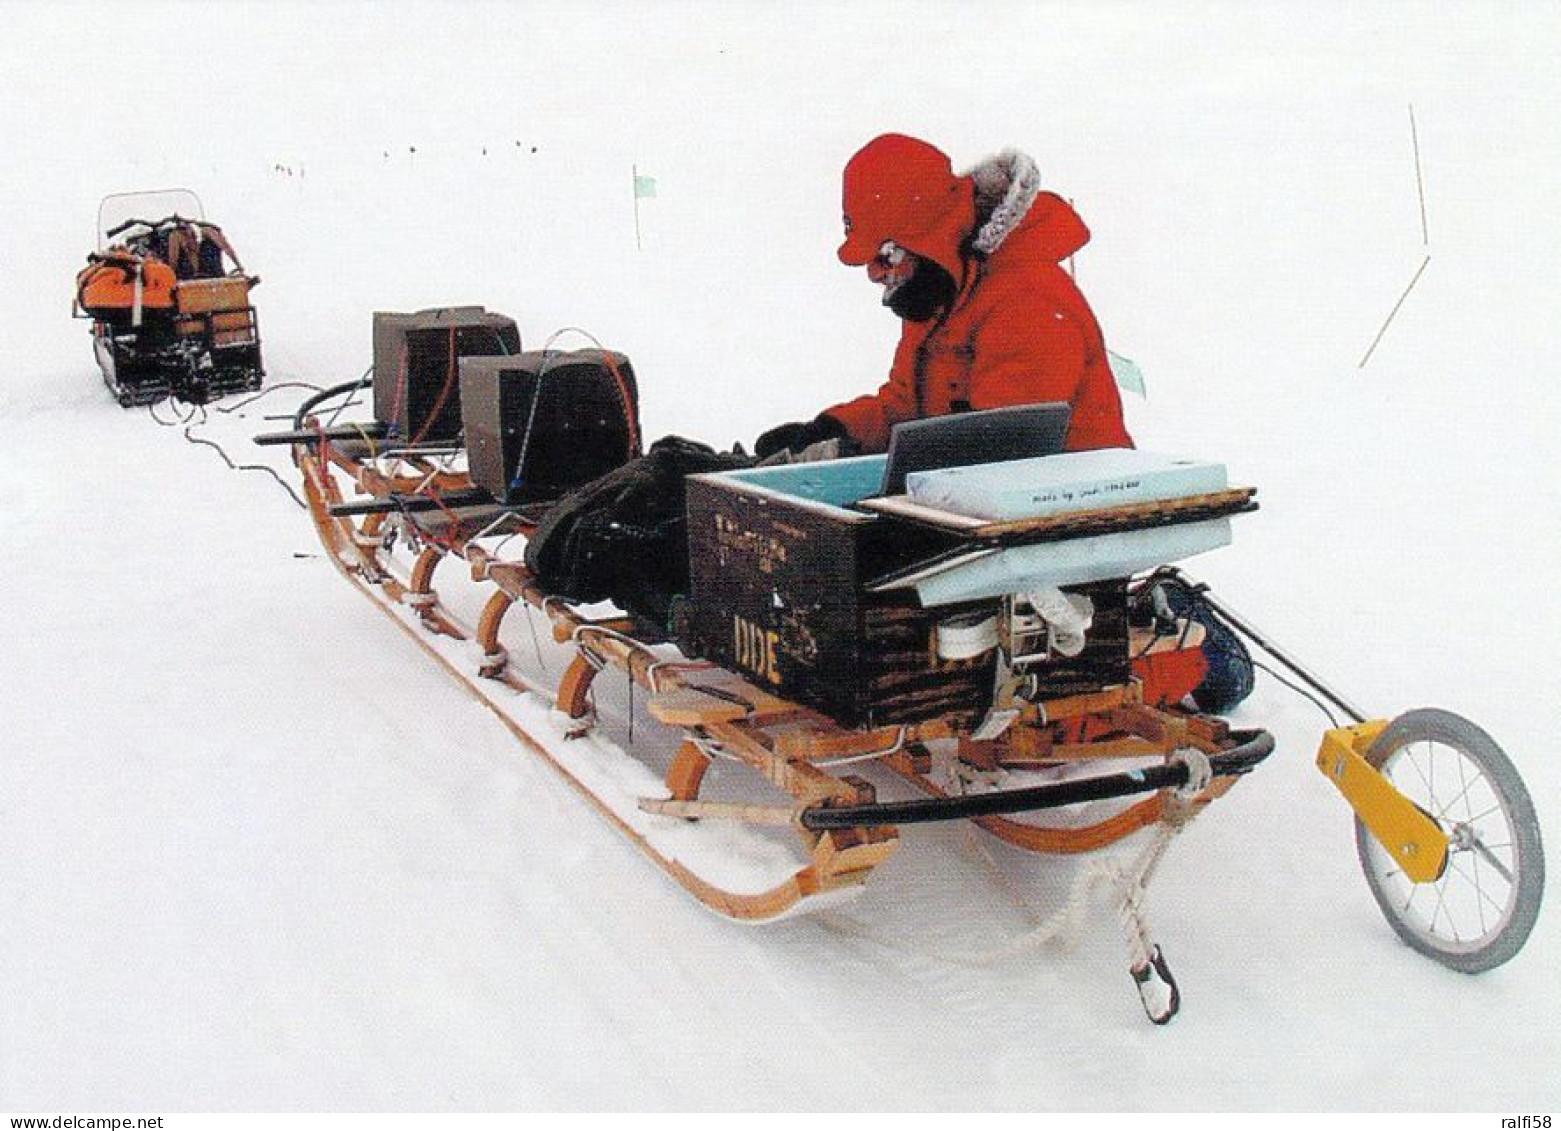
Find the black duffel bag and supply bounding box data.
[523,435,753,629]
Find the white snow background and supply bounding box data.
[2,0,1558,1112]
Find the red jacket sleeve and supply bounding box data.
[821,326,924,453]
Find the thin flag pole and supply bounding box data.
[1409,103,1429,247]
[1359,254,1431,369]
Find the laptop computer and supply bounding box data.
[879,402,1073,496]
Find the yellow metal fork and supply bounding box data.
[1316,721,1449,883]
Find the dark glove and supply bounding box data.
[754,414,848,459]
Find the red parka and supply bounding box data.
[826,148,1132,455]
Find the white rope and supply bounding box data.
[690,733,742,763]
[1170,746,1213,801]
[571,622,646,654]
[540,595,574,622]
[469,511,515,542]
[817,851,1116,970]
[560,705,597,739]
[644,660,678,694]
[1109,820,1179,972]
[820,770,1210,977]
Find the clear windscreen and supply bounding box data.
[97,189,204,248]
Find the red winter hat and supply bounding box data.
[837,134,975,275]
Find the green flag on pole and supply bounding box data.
[633,166,656,251]
[1107,349,1147,398]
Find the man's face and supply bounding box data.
[867,239,956,322]
[867,241,918,306]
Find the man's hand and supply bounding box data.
[754,414,848,458]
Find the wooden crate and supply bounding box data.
[175,276,250,314]
[211,309,257,347]
[174,310,254,346]
[680,459,1139,728]
[682,476,990,727]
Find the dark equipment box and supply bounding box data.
[459,350,641,504]
[680,458,1131,728]
[372,306,521,442]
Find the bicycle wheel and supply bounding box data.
[1355,708,1544,973]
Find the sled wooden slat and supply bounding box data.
[853,493,987,530]
[1014,736,1169,763]
[647,688,748,726]
[638,797,799,826]
[858,486,1258,542]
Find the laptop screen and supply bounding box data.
[879,403,1073,496]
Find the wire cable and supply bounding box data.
[322,364,373,429]
[212,380,325,414]
[293,371,372,431]
[1252,659,1340,729]
[181,419,306,509]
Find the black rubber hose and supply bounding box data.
[292,375,371,432]
[799,728,1275,831]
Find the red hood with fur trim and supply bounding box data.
[1002,190,1090,263]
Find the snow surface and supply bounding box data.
[3,0,1558,1112]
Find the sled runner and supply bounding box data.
[260,355,1544,1024]
[73,189,264,406]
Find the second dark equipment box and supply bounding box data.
[459,349,640,504]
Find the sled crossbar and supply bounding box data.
[800,729,1274,830]
[327,488,493,517]
[254,422,388,447]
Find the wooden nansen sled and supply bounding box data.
[259,318,1543,1023]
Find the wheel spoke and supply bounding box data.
[1470,851,1489,936]
[1463,802,1503,826]
[1471,836,1516,884]
[1430,873,1458,942]
[1449,858,1511,923]
[1432,773,1481,824]
[1402,744,1436,800]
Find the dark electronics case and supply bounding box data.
[460,349,640,504]
[372,306,521,442]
